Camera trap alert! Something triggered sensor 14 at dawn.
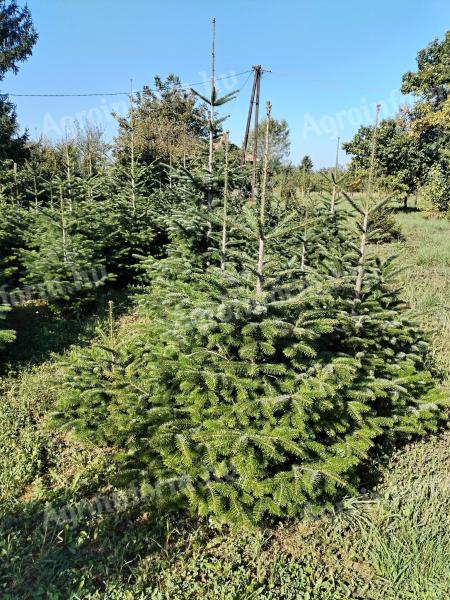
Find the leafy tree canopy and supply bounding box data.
[402,31,450,169]
[114,74,209,168]
[247,117,290,170]
[345,31,449,205]
[343,117,429,199]
[401,31,450,108]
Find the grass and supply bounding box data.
[381,212,450,374]
[347,435,450,599]
[0,210,449,599]
[0,287,142,374]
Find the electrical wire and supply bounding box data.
[5,70,253,98]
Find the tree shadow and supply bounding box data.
[392,205,421,214]
[0,430,438,599]
[0,287,142,373]
[0,491,206,599]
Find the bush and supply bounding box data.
[0,305,14,350]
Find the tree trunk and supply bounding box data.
[256,102,271,294]
[221,134,229,271]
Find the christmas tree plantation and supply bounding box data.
[53,104,447,528]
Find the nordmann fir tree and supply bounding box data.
[136,104,444,526]
[0,162,32,323]
[54,102,446,529]
[191,17,238,217]
[138,124,246,284]
[136,17,243,279]
[21,184,110,315]
[107,90,164,283]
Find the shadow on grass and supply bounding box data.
[392,205,421,213]
[0,466,390,599]
[0,287,143,374]
[0,492,205,600]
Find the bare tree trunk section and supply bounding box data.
[256,101,271,294]
[221,133,229,271]
[331,136,340,213]
[355,104,381,298]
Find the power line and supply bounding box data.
[226,69,253,107]
[239,70,253,91]
[4,70,252,98]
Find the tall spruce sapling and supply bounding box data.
[220,133,229,271]
[355,104,381,299]
[22,154,46,209]
[142,137,247,282]
[255,102,271,293]
[331,137,340,213]
[0,202,31,290]
[190,17,238,216]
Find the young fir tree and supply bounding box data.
[137,133,247,286]
[53,101,446,528]
[0,246,15,351]
[21,186,110,314]
[0,202,30,290]
[106,92,167,283]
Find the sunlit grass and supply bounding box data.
[379,212,450,374]
[341,431,450,600]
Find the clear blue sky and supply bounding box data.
[3,0,449,167]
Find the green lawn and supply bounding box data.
[0,211,449,599]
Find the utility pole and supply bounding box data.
[241,69,258,165]
[241,65,271,203]
[251,66,262,203]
